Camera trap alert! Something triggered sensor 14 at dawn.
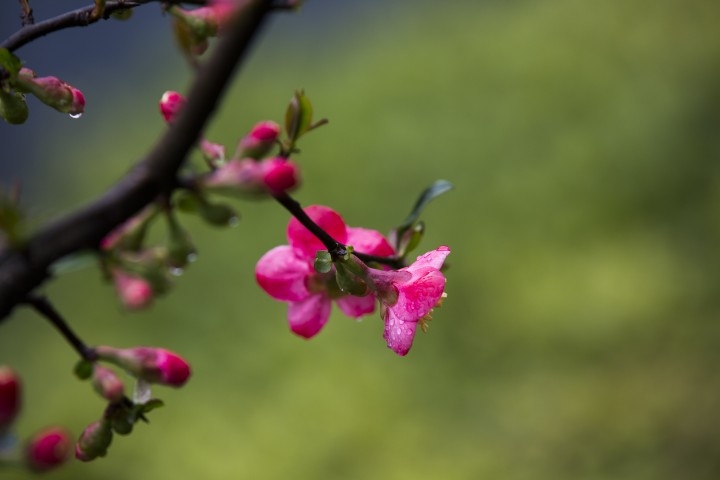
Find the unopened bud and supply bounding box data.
[100,205,157,252]
[95,346,191,388]
[0,366,21,430]
[91,365,125,403]
[112,269,154,310]
[0,88,29,125]
[159,90,185,123]
[14,68,84,116]
[75,420,112,462]
[200,139,226,166]
[235,121,280,159]
[201,158,266,197]
[25,427,72,472]
[260,157,300,194]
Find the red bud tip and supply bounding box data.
[261,157,300,194]
[25,427,72,472]
[0,366,21,429]
[159,91,186,123]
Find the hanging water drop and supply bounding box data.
[69,112,82,119]
[227,216,240,227]
[187,253,198,263]
[170,267,184,277]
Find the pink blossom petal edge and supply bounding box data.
[336,294,376,318]
[393,266,447,322]
[256,245,311,302]
[383,308,418,356]
[411,245,450,270]
[347,227,395,257]
[287,295,332,338]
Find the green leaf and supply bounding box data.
[398,180,454,230]
[0,49,22,79]
[74,359,94,380]
[138,398,165,414]
[284,90,314,142]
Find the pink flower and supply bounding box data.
[256,205,394,338]
[367,246,450,356]
[0,366,20,429]
[25,427,72,472]
[95,346,191,388]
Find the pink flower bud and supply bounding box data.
[159,90,185,123]
[112,269,154,310]
[235,121,280,159]
[75,420,112,462]
[14,68,85,116]
[91,365,125,403]
[260,157,300,194]
[95,346,191,387]
[25,427,72,472]
[0,366,21,429]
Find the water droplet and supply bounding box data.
[187,253,198,263]
[69,112,82,119]
[227,216,240,227]
[170,267,184,277]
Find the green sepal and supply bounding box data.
[74,359,95,380]
[314,251,332,273]
[334,255,370,297]
[0,89,28,125]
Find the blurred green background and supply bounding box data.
[3,0,720,478]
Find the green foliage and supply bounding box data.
[4,0,720,479]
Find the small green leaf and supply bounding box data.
[391,180,454,252]
[175,191,200,213]
[0,49,22,79]
[138,398,165,414]
[334,261,369,297]
[74,359,94,380]
[284,90,314,142]
[314,251,332,273]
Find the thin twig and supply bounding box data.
[22,294,96,361]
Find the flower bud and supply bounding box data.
[100,205,157,252]
[14,68,84,116]
[95,346,191,388]
[0,88,29,125]
[112,269,154,310]
[75,420,112,462]
[91,365,125,403]
[159,90,185,123]
[201,158,266,197]
[235,121,281,159]
[0,366,21,430]
[200,139,226,165]
[260,157,300,194]
[25,427,72,472]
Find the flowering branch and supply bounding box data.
[0,0,275,320]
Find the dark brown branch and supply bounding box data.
[2,0,209,52]
[0,0,275,320]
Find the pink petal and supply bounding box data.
[287,205,347,260]
[383,308,418,356]
[255,245,311,301]
[336,294,376,318]
[287,294,332,338]
[409,246,450,271]
[347,227,395,257]
[393,266,446,322]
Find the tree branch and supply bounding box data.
[0,0,275,320]
[2,0,209,52]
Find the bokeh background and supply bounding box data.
[2,0,720,478]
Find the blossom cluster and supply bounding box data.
[256,205,450,356]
